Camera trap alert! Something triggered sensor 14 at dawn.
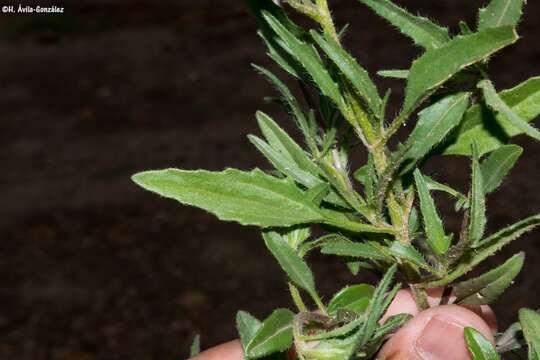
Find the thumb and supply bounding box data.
[189,340,243,360]
[377,304,495,360]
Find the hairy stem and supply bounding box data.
[411,285,430,310]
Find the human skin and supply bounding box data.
[190,288,497,360]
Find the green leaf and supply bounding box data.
[478,0,525,31]
[481,144,523,194]
[354,265,399,351]
[443,76,540,156]
[453,252,524,305]
[237,311,262,350]
[256,112,320,179]
[423,176,468,206]
[327,284,375,314]
[408,207,420,236]
[190,334,201,357]
[374,313,412,340]
[354,155,377,202]
[246,309,295,359]
[320,240,389,261]
[519,308,540,360]
[389,242,428,268]
[249,134,318,187]
[496,322,523,354]
[310,30,382,115]
[283,225,311,250]
[403,92,471,165]
[252,65,311,142]
[464,327,500,360]
[414,169,451,255]
[357,0,450,49]
[478,79,540,143]
[132,168,324,228]
[469,143,487,245]
[263,231,317,297]
[258,30,304,80]
[377,69,409,79]
[253,112,349,209]
[403,27,518,115]
[263,12,343,106]
[300,316,366,341]
[423,213,540,288]
[353,164,369,184]
[320,208,393,234]
[481,213,540,247]
[248,0,306,80]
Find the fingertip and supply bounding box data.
[190,340,244,360]
[378,305,495,360]
[381,289,420,324]
[463,304,498,333]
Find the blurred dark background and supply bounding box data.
[1,1,539,359]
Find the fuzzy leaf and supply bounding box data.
[237,311,262,350]
[481,213,540,247]
[404,27,518,114]
[249,134,318,187]
[327,284,375,314]
[377,69,409,79]
[310,30,382,115]
[389,242,428,268]
[283,226,311,250]
[354,156,377,202]
[481,144,522,194]
[424,176,468,205]
[464,327,500,360]
[132,168,323,228]
[320,208,393,234]
[403,92,470,165]
[469,144,487,245]
[414,169,451,255]
[263,231,317,296]
[252,65,311,141]
[263,12,343,106]
[190,334,201,357]
[246,309,295,358]
[253,112,348,209]
[424,214,540,288]
[479,79,540,143]
[301,319,366,342]
[478,0,526,31]
[357,0,450,49]
[248,0,306,80]
[320,240,389,261]
[373,314,412,340]
[454,252,524,305]
[443,76,540,156]
[519,308,540,360]
[354,265,399,351]
[258,31,304,80]
[256,112,320,178]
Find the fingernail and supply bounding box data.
[415,316,468,360]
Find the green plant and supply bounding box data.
[133,0,540,358]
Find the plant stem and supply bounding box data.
[311,291,327,315]
[315,0,340,42]
[411,285,430,310]
[289,282,308,312]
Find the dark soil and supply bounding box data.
[1,1,539,359]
